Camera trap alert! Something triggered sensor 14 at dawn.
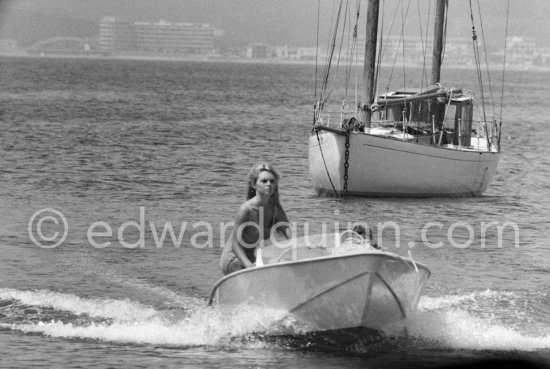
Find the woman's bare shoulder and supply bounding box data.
[236,200,255,217]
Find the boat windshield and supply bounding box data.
[258,231,378,264]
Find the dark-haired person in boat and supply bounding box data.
[220,163,291,275]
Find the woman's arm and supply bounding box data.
[232,204,254,268]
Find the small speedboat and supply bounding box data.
[209,230,430,340]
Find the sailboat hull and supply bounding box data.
[309,130,500,197]
[209,252,429,334]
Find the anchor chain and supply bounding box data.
[343,129,351,197]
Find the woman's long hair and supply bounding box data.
[247,162,283,209]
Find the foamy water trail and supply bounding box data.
[2,288,549,351]
[403,291,550,352]
[417,289,512,311]
[0,288,296,346]
[5,307,291,346]
[0,288,157,321]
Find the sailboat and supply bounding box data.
[309,0,504,197]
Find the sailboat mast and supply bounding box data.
[362,0,379,129]
[431,0,447,85]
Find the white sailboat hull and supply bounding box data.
[309,130,500,197]
[209,250,429,334]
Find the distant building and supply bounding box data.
[351,36,476,67]
[275,46,319,61]
[246,43,269,58]
[505,36,535,66]
[535,46,550,66]
[98,16,216,56]
[99,16,137,53]
[294,47,319,61]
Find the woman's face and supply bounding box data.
[254,171,277,196]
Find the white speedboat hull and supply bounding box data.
[309,130,500,197]
[209,234,430,336]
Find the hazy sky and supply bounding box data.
[0,0,548,48]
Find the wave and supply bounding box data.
[0,288,157,321]
[1,288,549,353]
[0,288,298,347]
[402,290,550,352]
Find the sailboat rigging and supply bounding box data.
[309,0,507,197]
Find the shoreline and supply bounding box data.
[2,52,550,72]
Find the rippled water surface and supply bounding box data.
[0,57,549,368]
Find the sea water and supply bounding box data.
[0,57,549,368]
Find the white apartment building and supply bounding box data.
[98,17,215,55]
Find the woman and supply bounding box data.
[220,163,291,275]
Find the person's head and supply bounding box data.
[247,163,281,204]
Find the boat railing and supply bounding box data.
[315,109,360,129]
[316,111,500,151]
